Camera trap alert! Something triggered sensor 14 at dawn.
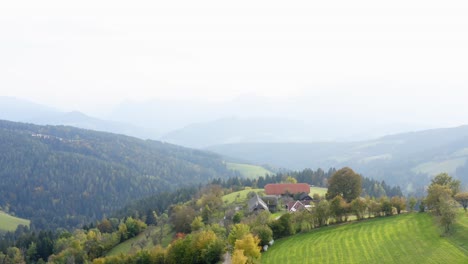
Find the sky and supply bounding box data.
[1,0,468,126]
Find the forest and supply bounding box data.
[0,120,237,230]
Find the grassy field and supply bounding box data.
[222,188,264,204]
[262,213,468,264]
[106,225,174,256]
[309,187,328,197]
[412,158,467,176]
[226,162,272,179]
[0,211,30,232]
[446,210,468,254]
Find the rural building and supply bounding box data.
[248,194,269,212]
[261,195,279,212]
[297,193,314,205]
[264,183,310,196]
[286,200,306,212]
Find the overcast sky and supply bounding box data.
[1,0,468,126]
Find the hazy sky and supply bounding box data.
[1,0,468,125]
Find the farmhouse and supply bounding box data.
[286,200,306,212]
[264,183,310,196]
[297,193,314,205]
[261,195,279,212]
[248,194,269,212]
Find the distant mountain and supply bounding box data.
[0,97,157,139]
[160,117,321,148]
[0,120,237,230]
[208,125,468,193]
[109,96,431,145]
[0,96,59,121]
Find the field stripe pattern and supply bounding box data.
[262,213,467,264]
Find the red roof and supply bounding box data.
[264,183,310,195]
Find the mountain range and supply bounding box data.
[208,125,468,193]
[1,96,432,147]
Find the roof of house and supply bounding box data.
[287,200,306,212]
[298,193,313,201]
[262,195,279,206]
[264,183,310,195]
[248,194,269,212]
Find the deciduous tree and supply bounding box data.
[454,192,468,211]
[326,167,362,202]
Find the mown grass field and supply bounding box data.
[262,213,468,264]
[222,188,264,204]
[226,162,272,179]
[0,211,30,232]
[446,210,468,254]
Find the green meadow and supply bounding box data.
[263,213,468,264]
[226,162,272,179]
[309,186,328,197]
[222,188,264,204]
[0,211,30,232]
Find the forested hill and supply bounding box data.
[0,120,237,230]
[208,125,468,193]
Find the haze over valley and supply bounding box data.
[1,1,468,263]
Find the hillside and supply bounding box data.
[0,211,30,233]
[226,162,272,179]
[0,120,236,230]
[208,125,468,192]
[262,213,468,263]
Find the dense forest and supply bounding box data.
[0,120,238,230]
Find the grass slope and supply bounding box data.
[446,210,468,254]
[226,162,272,179]
[106,225,174,256]
[0,211,30,232]
[263,213,468,264]
[222,188,264,204]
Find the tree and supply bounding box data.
[232,249,248,264]
[426,184,452,215]
[251,226,273,246]
[454,192,468,211]
[408,197,417,212]
[283,176,297,184]
[430,173,461,196]
[380,196,393,216]
[191,230,225,264]
[390,196,406,214]
[326,167,362,202]
[228,224,250,249]
[367,198,381,217]
[234,234,261,264]
[315,200,330,226]
[170,205,196,233]
[269,213,295,239]
[439,196,458,234]
[330,195,348,222]
[351,197,367,220]
[191,216,205,232]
